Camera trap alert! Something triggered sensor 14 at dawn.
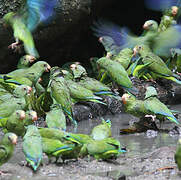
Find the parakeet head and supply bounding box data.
[133,44,151,56]
[20,55,36,64]
[63,134,82,145]
[33,61,51,73]
[4,133,18,145]
[171,6,178,16]
[121,93,136,105]
[15,110,26,120]
[14,85,32,96]
[145,86,158,99]
[26,110,38,122]
[143,20,158,32]
[2,12,15,27]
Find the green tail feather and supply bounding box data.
[165,76,181,85]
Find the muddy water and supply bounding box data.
[1,105,181,180]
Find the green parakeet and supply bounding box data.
[144,86,179,124]
[90,118,112,140]
[78,77,113,96]
[7,61,51,86]
[17,55,36,69]
[2,0,57,58]
[45,104,66,131]
[4,110,26,136]
[133,44,181,84]
[97,57,137,94]
[0,133,17,173]
[175,138,181,171]
[23,125,43,171]
[85,138,126,160]
[69,62,88,79]
[48,68,77,127]
[111,48,133,69]
[122,93,148,118]
[0,85,32,118]
[65,79,106,105]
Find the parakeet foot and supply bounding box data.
[146,79,156,83]
[8,42,22,53]
[8,42,19,49]
[145,115,156,122]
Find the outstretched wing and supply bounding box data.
[24,0,58,32]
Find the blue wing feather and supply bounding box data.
[26,0,58,32]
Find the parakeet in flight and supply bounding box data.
[2,0,57,58]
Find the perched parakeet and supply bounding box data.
[69,62,88,79]
[45,104,66,131]
[111,48,133,69]
[23,125,43,171]
[48,68,77,127]
[85,138,126,160]
[97,57,137,94]
[4,110,26,136]
[7,61,51,86]
[0,85,32,118]
[0,133,17,173]
[17,55,36,69]
[122,93,148,118]
[39,127,66,142]
[0,84,32,105]
[2,0,57,58]
[42,137,73,163]
[78,76,113,96]
[144,86,179,125]
[175,138,181,171]
[90,118,112,140]
[133,44,181,84]
[66,79,106,104]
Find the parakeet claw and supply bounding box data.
[146,79,156,83]
[8,42,22,53]
[145,115,156,121]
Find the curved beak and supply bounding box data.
[12,136,18,145]
[27,55,36,63]
[99,37,103,43]
[45,65,51,72]
[27,86,32,94]
[172,6,178,16]
[143,23,148,30]
[133,47,137,56]
[20,111,26,120]
[32,112,38,122]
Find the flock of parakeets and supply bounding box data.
[1,0,181,175]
